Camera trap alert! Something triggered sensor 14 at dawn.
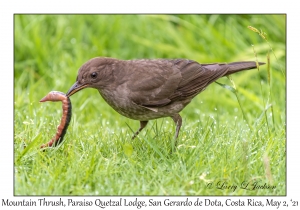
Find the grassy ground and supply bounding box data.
[14,14,286,195]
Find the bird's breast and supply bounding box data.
[97,88,187,121]
[98,88,145,120]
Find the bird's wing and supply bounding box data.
[169,60,230,100]
[126,59,182,108]
[126,59,230,109]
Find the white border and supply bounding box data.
[1,1,297,209]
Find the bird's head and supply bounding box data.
[66,57,117,97]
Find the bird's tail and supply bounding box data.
[225,61,265,76]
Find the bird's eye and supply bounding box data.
[91,72,98,79]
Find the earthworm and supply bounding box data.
[39,91,72,149]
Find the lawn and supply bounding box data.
[14,14,286,195]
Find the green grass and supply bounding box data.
[14,14,286,195]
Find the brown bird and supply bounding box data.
[66,57,264,149]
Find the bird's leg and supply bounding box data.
[171,114,182,152]
[132,121,148,139]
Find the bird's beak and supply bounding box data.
[66,82,89,97]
